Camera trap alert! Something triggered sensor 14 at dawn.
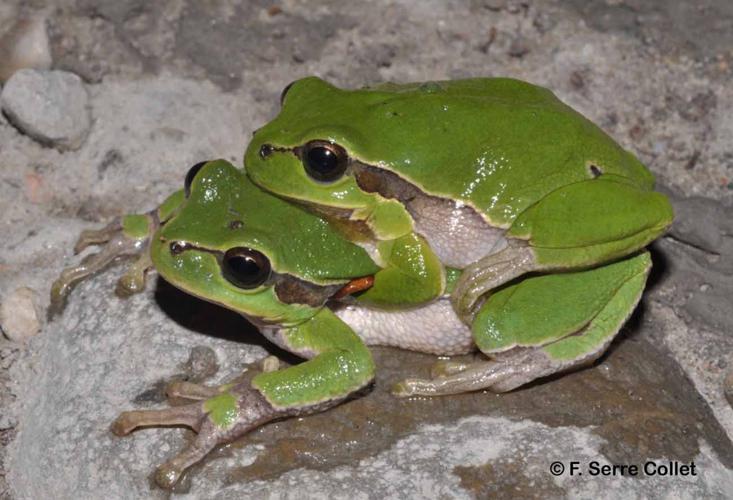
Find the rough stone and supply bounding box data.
[0,287,40,343]
[1,69,90,151]
[1,0,733,498]
[0,15,52,83]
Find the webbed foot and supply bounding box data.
[112,365,283,490]
[49,213,157,318]
[429,359,473,378]
[392,350,547,396]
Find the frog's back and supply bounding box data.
[281,77,655,228]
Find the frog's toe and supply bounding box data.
[154,463,182,491]
[259,355,281,373]
[153,420,221,489]
[115,252,153,297]
[110,412,139,436]
[391,378,440,397]
[165,381,221,401]
[392,359,518,396]
[111,404,204,436]
[430,359,471,378]
[73,219,123,254]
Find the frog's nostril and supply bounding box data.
[170,241,187,255]
[259,144,274,159]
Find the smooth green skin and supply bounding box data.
[358,232,444,308]
[121,214,150,240]
[243,77,673,352]
[245,77,656,227]
[473,251,651,358]
[203,392,238,428]
[152,160,377,411]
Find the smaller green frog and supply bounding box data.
[54,160,382,488]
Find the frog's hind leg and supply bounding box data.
[451,178,672,321]
[394,252,651,396]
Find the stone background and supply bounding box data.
[1,1,732,498]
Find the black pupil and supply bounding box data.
[222,248,270,289]
[184,161,208,197]
[229,255,260,278]
[305,146,342,181]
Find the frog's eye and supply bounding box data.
[301,140,348,183]
[184,161,209,197]
[221,247,271,289]
[279,80,296,106]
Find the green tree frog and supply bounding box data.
[53,160,385,488]
[244,77,673,322]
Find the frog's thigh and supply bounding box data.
[395,252,650,396]
[357,232,444,308]
[451,178,671,320]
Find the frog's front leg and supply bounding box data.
[112,310,374,489]
[451,177,673,321]
[395,251,651,396]
[165,356,280,401]
[49,190,186,317]
[49,214,154,315]
[356,232,444,308]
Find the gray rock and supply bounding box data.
[0,15,52,83]
[0,287,40,343]
[0,69,90,151]
[2,0,733,498]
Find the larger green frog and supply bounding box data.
[244,77,672,323]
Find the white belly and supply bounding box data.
[332,298,475,356]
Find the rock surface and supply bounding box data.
[0,15,52,82]
[1,0,732,499]
[0,287,40,343]
[1,69,90,150]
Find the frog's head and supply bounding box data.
[244,76,443,238]
[244,77,412,218]
[152,159,380,327]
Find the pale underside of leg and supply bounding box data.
[449,242,537,322]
